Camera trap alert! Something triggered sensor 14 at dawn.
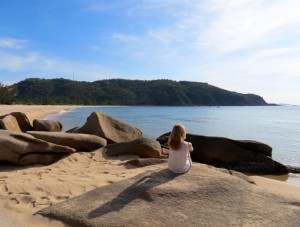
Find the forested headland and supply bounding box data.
[1,78,270,106]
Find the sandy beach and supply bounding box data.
[0,105,78,124]
[0,105,300,226]
[0,105,171,226]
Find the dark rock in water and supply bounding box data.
[126,158,167,167]
[36,165,300,227]
[105,137,161,158]
[157,133,288,174]
[286,165,300,173]
[27,131,107,152]
[33,119,63,132]
[156,132,171,146]
[76,112,143,144]
[231,139,272,157]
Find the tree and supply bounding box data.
[0,82,13,104]
[12,78,269,106]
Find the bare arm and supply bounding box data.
[188,142,193,152]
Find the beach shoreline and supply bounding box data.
[0,105,300,226]
[0,105,79,123]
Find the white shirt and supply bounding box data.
[168,141,192,173]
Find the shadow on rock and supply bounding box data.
[88,169,179,218]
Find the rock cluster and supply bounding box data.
[0,111,159,165]
[157,133,289,174]
[0,110,295,174]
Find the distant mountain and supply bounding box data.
[10,78,269,106]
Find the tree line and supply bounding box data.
[2,78,269,106]
[0,82,14,104]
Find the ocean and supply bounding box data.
[45,105,300,168]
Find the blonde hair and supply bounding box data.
[168,124,186,150]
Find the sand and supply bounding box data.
[0,105,300,226]
[0,105,78,123]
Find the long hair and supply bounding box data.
[168,124,186,150]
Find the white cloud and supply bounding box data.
[100,0,300,104]
[137,0,191,10]
[0,38,29,49]
[108,0,300,56]
[174,45,300,104]
[0,50,120,83]
[198,0,300,53]
[0,51,38,71]
[2,1,300,104]
[111,33,140,43]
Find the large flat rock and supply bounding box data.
[0,208,25,227]
[37,165,300,227]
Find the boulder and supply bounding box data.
[0,208,26,227]
[0,114,22,132]
[76,112,142,144]
[157,133,288,174]
[105,137,162,158]
[286,165,300,173]
[27,131,107,152]
[18,153,66,165]
[10,112,33,132]
[33,119,63,132]
[126,159,255,184]
[215,167,256,185]
[0,130,76,165]
[66,127,80,133]
[231,139,272,157]
[36,165,300,227]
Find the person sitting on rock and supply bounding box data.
[168,124,193,173]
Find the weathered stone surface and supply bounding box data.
[126,158,167,167]
[10,112,33,132]
[27,131,107,152]
[157,133,287,174]
[231,139,272,157]
[0,130,76,165]
[287,165,300,173]
[215,167,256,185]
[105,137,162,158]
[77,112,143,144]
[33,119,63,132]
[0,208,26,227]
[126,159,255,185]
[0,115,22,132]
[65,127,80,133]
[36,164,300,227]
[19,153,65,165]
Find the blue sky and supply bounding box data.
[0,0,300,105]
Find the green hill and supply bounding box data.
[10,78,269,106]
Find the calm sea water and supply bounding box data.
[45,106,300,167]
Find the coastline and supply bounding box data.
[250,174,300,199]
[0,105,79,226]
[0,104,79,123]
[262,173,300,187]
[0,105,300,226]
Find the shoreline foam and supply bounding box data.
[0,105,78,123]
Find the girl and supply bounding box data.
[168,124,193,173]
